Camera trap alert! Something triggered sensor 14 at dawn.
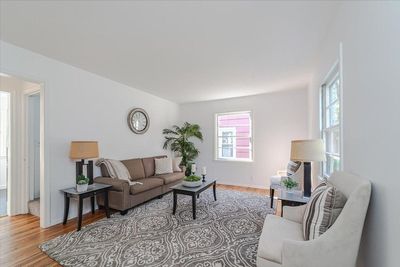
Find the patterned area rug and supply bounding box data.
[40,189,274,267]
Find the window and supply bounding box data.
[215,111,252,161]
[320,68,341,177]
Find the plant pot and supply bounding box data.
[182,180,202,187]
[76,183,88,192]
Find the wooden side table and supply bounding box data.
[61,183,112,231]
[279,190,309,217]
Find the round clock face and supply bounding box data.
[128,108,149,134]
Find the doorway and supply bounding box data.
[0,73,42,220]
[27,93,40,217]
[0,91,10,217]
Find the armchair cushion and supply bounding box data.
[283,204,307,224]
[303,183,347,240]
[258,215,304,264]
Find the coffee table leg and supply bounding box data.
[213,182,217,201]
[192,194,196,219]
[270,188,275,208]
[63,193,69,225]
[173,191,177,215]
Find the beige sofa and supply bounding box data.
[95,155,184,215]
[257,171,371,267]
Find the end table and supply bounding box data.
[278,190,309,217]
[60,183,112,231]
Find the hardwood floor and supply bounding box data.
[0,184,278,267]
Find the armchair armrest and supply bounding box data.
[94,177,129,193]
[283,204,307,223]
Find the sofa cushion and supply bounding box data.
[142,155,167,177]
[129,178,164,195]
[155,172,184,185]
[257,215,304,264]
[121,158,146,180]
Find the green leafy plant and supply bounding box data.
[184,175,201,182]
[282,177,298,190]
[76,174,89,185]
[163,122,203,175]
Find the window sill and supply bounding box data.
[214,158,253,163]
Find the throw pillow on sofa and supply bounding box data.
[302,182,347,240]
[155,157,173,175]
[172,157,182,172]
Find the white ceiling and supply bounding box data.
[0,1,339,103]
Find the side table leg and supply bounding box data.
[172,191,177,215]
[213,182,217,201]
[63,193,69,225]
[77,196,83,231]
[104,191,110,218]
[192,194,196,219]
[90,196,95,214]
[270,188,275,208]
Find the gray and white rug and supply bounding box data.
[40,190,274,267]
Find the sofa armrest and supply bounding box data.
[94,177,129,193]
[283,204,307,223]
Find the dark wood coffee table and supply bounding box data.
[170,179,217,219]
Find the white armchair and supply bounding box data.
[269,161,303,208]
[257,171,371,267]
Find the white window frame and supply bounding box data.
[217,127,236,159]
[320,60,343,178]
[215,111,253,162]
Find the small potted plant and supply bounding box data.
[76,174,89,192]
[182,175,202,187]
[282,177,298,193]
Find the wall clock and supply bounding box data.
[127,108,150,134]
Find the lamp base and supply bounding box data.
[303,162,311,197]
[76,159,94,185]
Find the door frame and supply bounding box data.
[0,68,49,228]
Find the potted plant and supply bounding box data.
[182,175,202,187]
[282,177,298,193]
[163,122,203,176]
[76,174,89,192]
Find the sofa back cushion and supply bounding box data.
[121,158,146,180]
[142,155,167,177]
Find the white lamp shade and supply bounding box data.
[290,139,326,162]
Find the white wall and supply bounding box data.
[0,41,180,227]
[308,3,400,267]
[180,89,308,188]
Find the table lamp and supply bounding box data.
[290,139,325,197]
[70,141,99,184]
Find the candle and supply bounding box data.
[191,164,196,173]
[201,167,207,175]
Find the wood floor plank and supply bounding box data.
[0,184,274,266]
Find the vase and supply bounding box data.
[76,183,88,192]
[182,180,202,187]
